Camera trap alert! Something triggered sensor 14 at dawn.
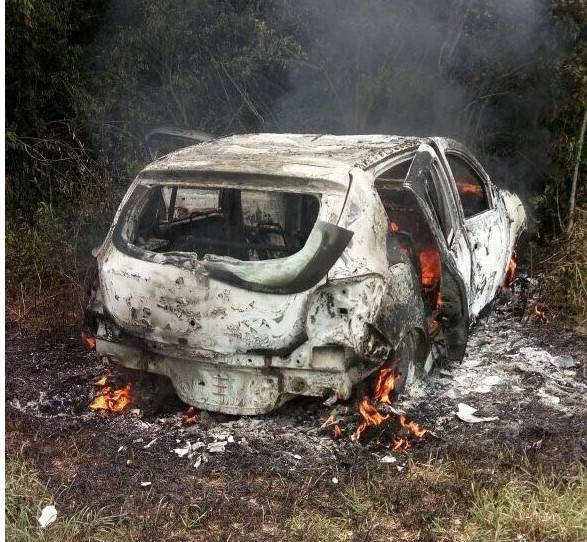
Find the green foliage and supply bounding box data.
[539,213,587,326]
[4,0,587,327]
[541,1,587,233]
[6,205,74,289]
[6,0,108,218]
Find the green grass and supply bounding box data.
[5,453,130,542]
[284,460,450,541]
[436,467,587,542]
[285,459,587,542]
[286,509,353,542]
[7,448,586,541]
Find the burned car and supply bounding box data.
[86,134,526,414]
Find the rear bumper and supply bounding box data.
[96,338,374,415]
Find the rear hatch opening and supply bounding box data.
[111,174,353,294]
[134,186,321,261]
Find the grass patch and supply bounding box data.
[284,457,586,542]
[284,459,458,541]
[5,452,130,542]
[436,467,587,542]
[286,509,353,542]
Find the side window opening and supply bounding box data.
[133,186,320,261]
[446,154,490,218]
[377,159,412,181]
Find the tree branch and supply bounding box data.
[567,107,587,235]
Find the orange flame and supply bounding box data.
[457,181,483,195]
[390,221,400,233]
[353,397,389,441]
[419,249,441,289]
[182,405,199,426]
[392,437,411,451]
[90,383,132,413]
[532,305,549,324]
[399,415,427,438]
[333,424,343,439]
[374,368,395,405]
[504,251,517,288]
[90,373,132,413]
[352,366,429,448]
[82,331,96,351]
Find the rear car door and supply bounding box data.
[374,144,472,301]
[405,145,472,296]
[439,145,509,315]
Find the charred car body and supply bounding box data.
[86,134,526,415]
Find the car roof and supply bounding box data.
[146,133,429,171]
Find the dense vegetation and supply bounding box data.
[5,0,586,326]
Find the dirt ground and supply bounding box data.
[5,280,587,541]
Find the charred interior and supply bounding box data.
[375,165,442,315]
[134,186,320,261]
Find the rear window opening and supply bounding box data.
[133,186,320,261]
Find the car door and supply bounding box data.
[373,144,472,304]
[426,152,473,301]
[407,145,472,295]
[437,143,509,316]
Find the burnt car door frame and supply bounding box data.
[372,144,471,361]
[433,139,509,315]
[372,144,472,296]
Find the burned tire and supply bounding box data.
[430,315,468,367]
[353,332,417,402]
[391,332,417,400]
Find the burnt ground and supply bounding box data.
[5,279,587,541]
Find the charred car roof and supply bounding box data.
[140,133,429,185]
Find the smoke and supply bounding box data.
[267,0,570,197]
[86,0,573,203]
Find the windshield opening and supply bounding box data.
[132,186,320,261]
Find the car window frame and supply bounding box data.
[428,158,458,246]
[444,150,494,220]
[372,148,457,248]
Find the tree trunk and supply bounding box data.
[567,107,587,235]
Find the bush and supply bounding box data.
[539,214,587,327]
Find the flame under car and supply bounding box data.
[86,134,526,415]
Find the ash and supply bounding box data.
[6,274,586,479]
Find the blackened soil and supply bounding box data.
[6,297,587,541]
